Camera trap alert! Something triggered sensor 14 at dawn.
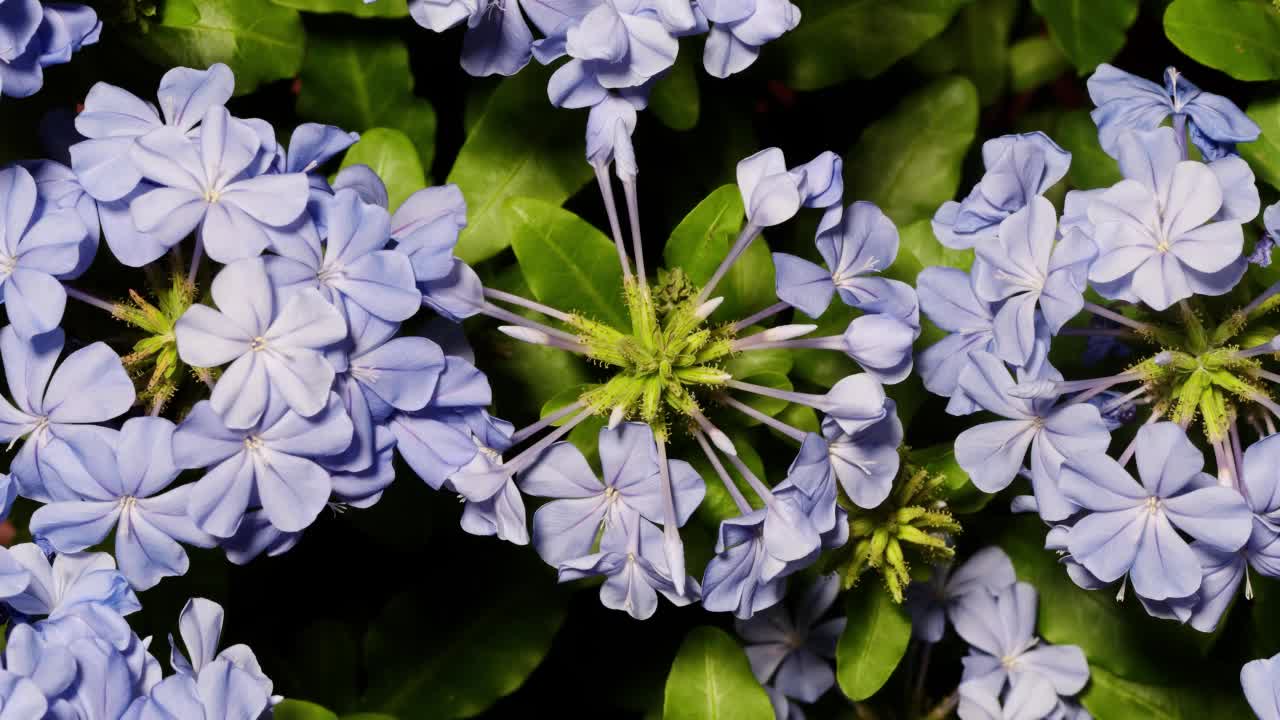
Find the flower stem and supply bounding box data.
[922,690,958,720]
[656,437,687,595]
[1082,301,1153,334]
[696,223,761,304]
[65,287,117,314]
[187,235,204,287]
[481,302,580,344]
[716,393,807,443]
[692,429,752,515]
[483,287,574,323]
[730,301,791,332]
[595,165,633,283]
[512,401,587,444]
[621,176,648,292]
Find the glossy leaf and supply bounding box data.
[1165,0,1280,82]
[1056,109,1122,190]
[339,128,426,213]
[651,52,700,131]
[847,77,979,226]
[914,0,1019,105]
[663,626,774,720]
[1082,664,1250,719]
[778,0,973,90]
[1009,35,1071,92]
[1031,0,1139,74]
[836,581,912,701]
[363,563,568,718]
[275,700,339,720]
[897,218,974,274]
[129,0,305,95]
[298,32,436,170]
[1241,96,1280,191]
[664,185,775,323]
[508,197,628,329]
[908,443,990,513]
[270,0,409,16]
[448,67,594,263]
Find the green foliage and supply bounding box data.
[1165,0,1280,81]
[447,67,594,264]
[908,443,991,513]
[130,0,305,95]
[508,198,629,329]
[1055,109,1123,189]
[1030,0,1139,74]
[651,52,701,131]
[663,627,774,720]
[1009,35,1071,93]
[847,76,979,226]
[298,32,436,171]
[914,0,1019,105]
[338,128,426,212]
[1241,96,1280,191]
[1083,664,1251,718]
[835,582,912,701]
[362,565,568,717]
[664,186,775,323]
[270,0,409,16]
[778,0,974,90]
[274,700,339,720]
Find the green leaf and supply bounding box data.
[1082,664,1251,719]
[269,0,408,16]
[650,51,700,131]
[778,0,973,90]
[897,219,974,275]
[1030,0,1139,74]
[508,198,628,329]
[1056,110,1122,190]
[847,76,979,227]
[283,620,361,713]
[664,186,774,322]
[908,444,990,513]
[342,716,399,720]
[836,581,912,701]
[363,563,567,718]
[1241,96,1280,191]
[916,0,1019,105]
[448,67,594,264]
[1009,35,1071,93]
[338,129,426,213]
[130,0,304,95]
[1165,0,1280,82]
[275,700,339,720]
[999,515,1218,684]
[298,33,436,171]
[662,626,774,720]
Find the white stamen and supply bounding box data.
[694,297,724,321]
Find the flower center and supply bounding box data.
[1144,496,1162,515]
[317,263,344,285]
[250,336,269,352]
[0,252,17,277]
[243,435,265,453]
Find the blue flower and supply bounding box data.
[218,509,301,566]
[0,164,89,338]
[127,106,311,264]
[904,546,1017,643]
[0,545,140,632]
[522,422,705,565]
[1244,651,1280,720]
[29,418,215,590]
[932,132,1070,250]
[175,257,347,430]
[0,669,46,720]
[54,638,146,719]
[264,188,421,328]
[21,159,100,278]
[699,510,785,619]
[410,0,534,77]
[70,63,234,203]
[390,355,496,490]
[1081,127,1259,310]
[736,148,841,229]
[953,351,1111,522]
[168,597,275,702]
[950,581,1089,714]
[773,200,918,324]
[122,658,272,720]
[556,0,679,92]
[172,394,354,536]
[1060,422,1252,601]
[0,326,135,503]
[702,0,800,79]
[972,197,1089,365]
[327,309,445,473]
[558,510,699,619]
[1255,202,1280,267]
[0,1,99,100]
[957,671,1060,720]
[1088,64,1260,161]
[813,408,901,510]
[736,574,845,705]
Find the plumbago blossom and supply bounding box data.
[0,0,99,99]
[0,543,275,716]
[428,104,937,620]
[919,62,1280,703]
[0,60,491,603]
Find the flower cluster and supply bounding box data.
[906,547,1090,720]
[921,63,1280,698]
[0,0,98,100]
[0,543,274,716]
[0,61,486,593]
